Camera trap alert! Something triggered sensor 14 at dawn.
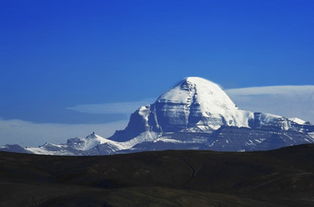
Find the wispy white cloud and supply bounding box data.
[0,118,128,146]
[226,85,314,123]
[226,85,314,95]
[67,98,154,114]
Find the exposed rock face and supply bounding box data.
[153,77,244,131]
[207,126,314,151]
[110,77,311,143]
[107,77,314,153]
[109,106,154,142]
[110,77,253,141]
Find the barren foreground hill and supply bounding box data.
[1,144,314,207]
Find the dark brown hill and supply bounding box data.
[1,144,314,207]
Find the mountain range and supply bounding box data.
[1,77,314,155]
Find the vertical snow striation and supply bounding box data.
[153,77,250,131]
[109,77,313,143]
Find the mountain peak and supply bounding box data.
[85,132,107,142]
[86,131,97,139]
[157,77,237,112]
[176,77,222,91]
[182,76,216,84]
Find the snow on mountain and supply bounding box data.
[288,117,308,125]
[154,77,253,130]
[27,143,75,155]
[159,77,237,112]
[108,77,314,151]
[0,144,32,154]
[66,132,120,151]
[110,77,307,142]
[26,132,125,155]
[227,85,314,124]
[2,77,314,155]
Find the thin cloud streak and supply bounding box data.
[227,85,314,95]
[226,86,314,123]
[67,99,154,114]
[0,118,128,146]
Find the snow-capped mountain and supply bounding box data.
[0,144,32,154]
[2,77,314,155]
[110,77,313,139]
[26,132,126,155]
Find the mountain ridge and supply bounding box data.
[2,77,314,155]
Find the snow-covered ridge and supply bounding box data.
[288,118,308,125]
[158,77,237,110]
[25,131,159,155]
[154,77,252,130]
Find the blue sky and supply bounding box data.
[1,1,314,145]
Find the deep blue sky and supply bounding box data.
[1,0,314,124]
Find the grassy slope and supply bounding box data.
[0,144,314,207]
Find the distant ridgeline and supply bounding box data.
[2,77,314,155]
